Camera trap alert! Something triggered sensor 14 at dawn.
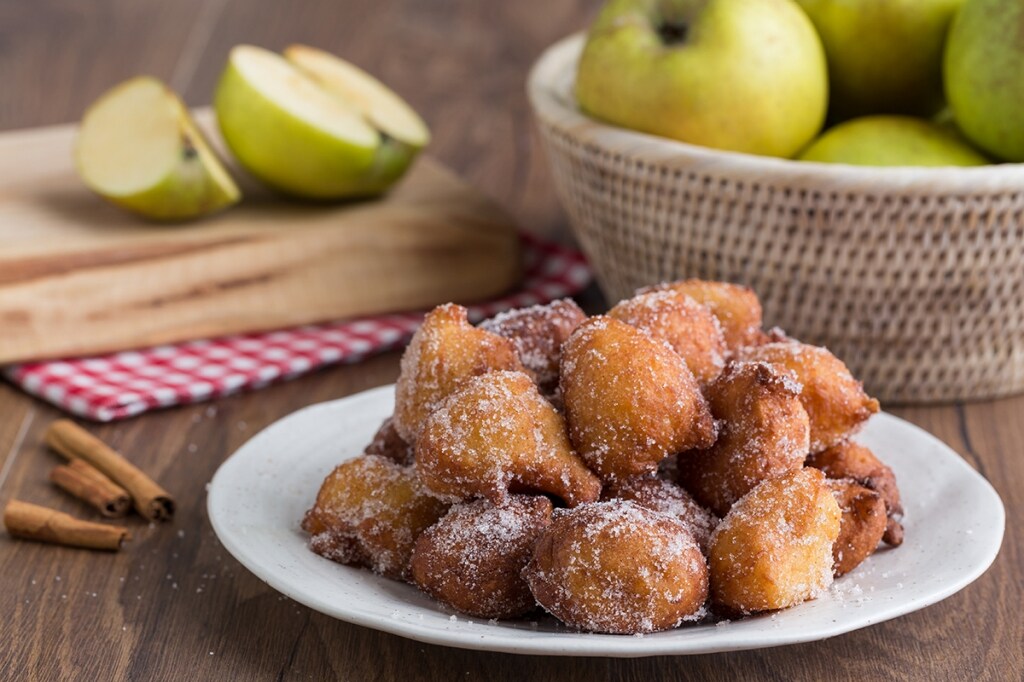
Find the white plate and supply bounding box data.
[207,384,1005,657]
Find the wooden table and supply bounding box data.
[1,1,1019,679]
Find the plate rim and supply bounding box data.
[207,384,1006,657]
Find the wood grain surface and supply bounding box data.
[0,120,521,363]
[0,1,1020,681]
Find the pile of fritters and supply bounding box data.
[302,281,904,635]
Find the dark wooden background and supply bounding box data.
[0,1,1020,680]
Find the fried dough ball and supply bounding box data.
[709,468,841,614]
[808,440,904,546]
[479,299,587,391]
[677,361,810,516]
[640,279,763,351]
[602,476,719,553]
[741,341,880,453]
[560,316,715,481]
[410,496,553,619]
[416,370,601,506]
[394,304,522,443]
[525,501,708,634]
[608,290,726,386]
[364,417,414,466]
[301,455,450,580]
[826,479,887,577]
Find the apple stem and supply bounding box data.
[657,22,688,45]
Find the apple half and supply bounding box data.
[214,45,428,199]
[76,76,241,221]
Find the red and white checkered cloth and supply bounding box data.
[4,234,591,421]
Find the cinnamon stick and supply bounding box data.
[45,420,175,522]
[3,499,129,550]
[49,459,131,518]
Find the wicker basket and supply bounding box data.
[528,34,1024,404]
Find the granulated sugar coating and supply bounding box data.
[410,496,553,619]
[601,476,719,553]
[741,341,879,454]
[393,304,522,443]
[560,316,715,482]
[525,500,709,634]
[479,299,586,392]
[638,279,763,351]
[677,361,810,516]
[415,370,601,506]
[608,289,726,386]
[301,455,450,580]
[709,468,841,614]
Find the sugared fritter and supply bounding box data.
[393,304,522,443]
[301,455,449,581]
[479,298,587,392]
[741,341,879,453]
[410,496,552,619]
[525,500,708,634]
[608,289,726,386]
[416,370,601,506]
[560,316,715,481]
[601,475,718,553]
[640,279,763,351]
[677,361,810,516]
[709,468,841,614]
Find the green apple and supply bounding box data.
[795,0,963,120]
[944,0,1024,161]
[214,45,427,199]
[76,76,240,221]
[575,0,828,158]
[798,116,989,166]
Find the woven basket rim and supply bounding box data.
[528,34,1024,194]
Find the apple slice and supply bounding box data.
[76,76,241,221]
[284,44,430,150]
[214,45,427,199]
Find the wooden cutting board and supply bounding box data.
[0,115,522,364]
